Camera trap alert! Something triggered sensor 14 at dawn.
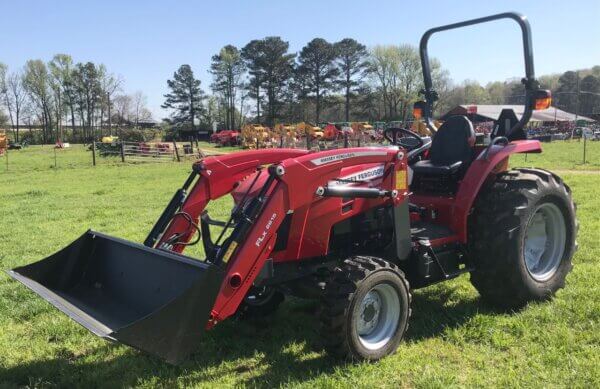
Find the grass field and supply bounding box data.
[509,139,600,171]
[0,144,599,387]
[0,142,235,173]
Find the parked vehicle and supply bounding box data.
[211,130,240,147]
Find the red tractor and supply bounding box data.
[322,123,341,140]
[211,130,240,147]
[10,12,577,363]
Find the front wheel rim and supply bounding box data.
[524,202,567,282]
[354,283,401,351]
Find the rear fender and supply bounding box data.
[452,140,541,242]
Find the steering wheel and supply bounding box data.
[383,127,432,162]
[383,128,424,151]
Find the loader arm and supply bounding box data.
[153,148,310,251]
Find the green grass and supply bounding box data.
[0,145,599,387]
[1,143,233,174]
[2,144,99,172]
[510,139,600,171]
[195,141,240,154]
[3,139,599,174]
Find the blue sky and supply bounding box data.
[2,0,599,119]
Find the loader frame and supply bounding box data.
[146,147,409,325]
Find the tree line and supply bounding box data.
[3,42,599,143]
[439,66,600,118]
[163,36,600,133]
[162,38,451,131]
[0,56,152,143]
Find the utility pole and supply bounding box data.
[107,92,112,136]
[575,71,580,124]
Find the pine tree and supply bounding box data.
[555,71,579,113]
[579,75,600,116]
[162,65,205,131]
[334,38,369,122]
[296,38,339,123]
[261,37,295,126]
[241,37,294,126]
[241,40,265,123]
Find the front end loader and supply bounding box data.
[9,12,577,363]
[10,147,409,362]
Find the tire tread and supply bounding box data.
[319,256,411,359]
[469,168,577,308]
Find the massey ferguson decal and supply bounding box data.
[310,150,387,166]
[255,212,277,247]
[329,164,385,187]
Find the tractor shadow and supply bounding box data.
[0,300,338,388]
[2,288,506,387]
[405,282,507,342]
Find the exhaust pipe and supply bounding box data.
[8,230,224,363]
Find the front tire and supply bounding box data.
[469,168,577,308]
[320,256,411,361]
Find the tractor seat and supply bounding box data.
[411,160,463,175]
[412,115,475,176]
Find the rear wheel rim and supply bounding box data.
[354,283,400,351]
[524,202,567,282]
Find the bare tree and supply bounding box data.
[138,107,153,122]
[0,63,13,132]
[23,60,53,143]
[0,108,7,128]
[100,71,123,135]
[96,65,123,133]
[6,72,27,142]
[113,94,132,126]
[132,91,147,126]
[110,92,152,131]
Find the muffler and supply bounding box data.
[8,230,224,363]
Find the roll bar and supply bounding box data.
[419,12,539,137]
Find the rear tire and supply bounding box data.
[319,256,411,361]
[469,168,577,309]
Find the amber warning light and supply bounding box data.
[413,101,427,119]
[533,90,552,110]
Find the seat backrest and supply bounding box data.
[429,115,475,167]
[493,108,526,141]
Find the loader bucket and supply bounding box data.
[8,230,225,364]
